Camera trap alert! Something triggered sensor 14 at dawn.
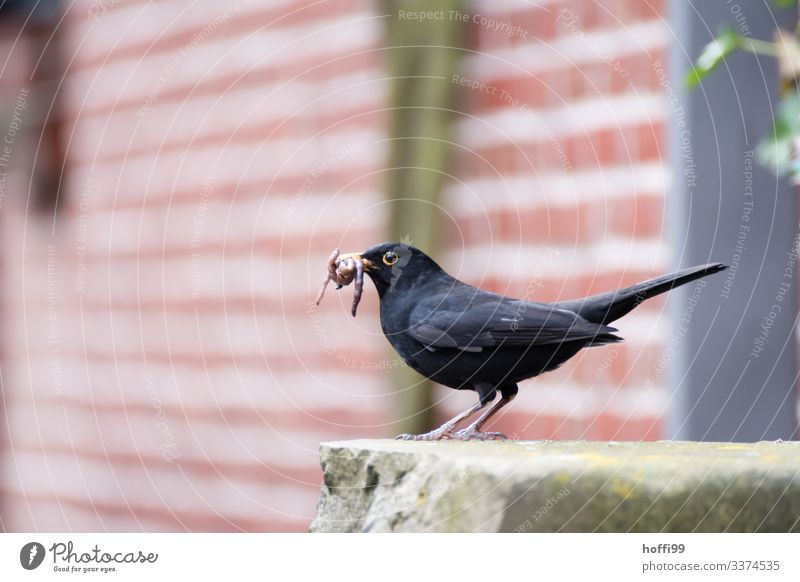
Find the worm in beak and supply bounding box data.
[314,248,368,316]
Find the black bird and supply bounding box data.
[329,242,727,441]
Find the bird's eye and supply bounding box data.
[383,251,399,266]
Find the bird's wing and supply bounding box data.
[407,293,617,352]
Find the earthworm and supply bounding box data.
[314,248,340,305]
[350,256,364,317]
[314,248,364,316]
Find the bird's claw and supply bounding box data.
[451,429,509,441]
[395,429,455,441]
[395,428,509,441]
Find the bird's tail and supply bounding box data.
[554,263,728,325]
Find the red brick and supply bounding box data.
[647,48,669,88]
[584,1,617,29]
[580,412,664,441]
[583,60,613,94]
[595,128,620,164]
[514,6,559,40]
[637,122,665,160]
[470,76,544,111]
[499,411,587,440]
[610,194,665,238]
[641,0,667,19]
[541,68,570,107]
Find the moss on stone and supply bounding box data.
[310,440,800,533]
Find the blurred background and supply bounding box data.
[0,0,797,532]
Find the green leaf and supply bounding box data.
[774,0,797,8]
[686,27,742,88]
[757,91,800,178]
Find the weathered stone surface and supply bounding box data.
[310,439,800,532]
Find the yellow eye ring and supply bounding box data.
[383,251,399,266]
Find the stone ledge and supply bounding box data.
[310,439,800,532]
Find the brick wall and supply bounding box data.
[0,0,671,532]
[0,0,390,532]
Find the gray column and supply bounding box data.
[668,0,798,441]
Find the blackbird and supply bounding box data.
[327,242,727,441]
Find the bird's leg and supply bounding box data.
[395,400,488,441]
[452,396,514,441]
[453,387,517,441]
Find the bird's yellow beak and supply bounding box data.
[337,252,376,271]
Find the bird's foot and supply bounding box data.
[395,427,455,441]
[451,428,509,441]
